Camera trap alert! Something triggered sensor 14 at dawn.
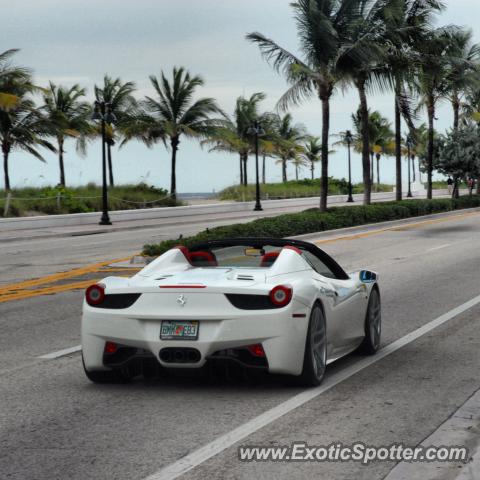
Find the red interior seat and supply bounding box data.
[189,251,218,267]
[260,251,280,268]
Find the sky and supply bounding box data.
[3,0,480,192]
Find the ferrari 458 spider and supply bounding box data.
[81,238,381,386]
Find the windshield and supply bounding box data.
[189,245,283,268]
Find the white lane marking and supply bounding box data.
[427,243,451,253]
[38,345,81,359]
[144,293,480,480]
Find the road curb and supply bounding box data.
[384,386,480,480]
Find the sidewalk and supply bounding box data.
[0,189,456,244]
[385,387,480,479]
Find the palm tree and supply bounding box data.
[443,29,480,130]
[42,83,91,186]
[290,155,309,181]
[258,113,279,184]
[370,112,394,187]
[95,76,137,186]
[0,49,33,111]
[0,98,55,191]
[203,92,266,186]
[414,27,461,198]
[351,110,393,188]
[142,67,223,200]
[247,0,369,211]
[410,122,428,181]
[383,0,445,200]
[337,0,405,205]
[462,86,480,122]
[301,137,322,180]
[272,113,307,182]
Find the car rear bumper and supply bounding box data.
[81,299,310,376]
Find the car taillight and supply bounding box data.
[86,283,105,306]
[269,285,292,307]
[247,344,265,357]
[104,341,118,354]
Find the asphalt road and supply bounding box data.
[1,209,480,479]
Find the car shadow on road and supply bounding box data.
[83,350,366,393]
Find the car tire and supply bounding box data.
[358,287,381,355]
[82,354,130,384]
[298,303,327,387]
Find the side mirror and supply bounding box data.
[360,270,377,283]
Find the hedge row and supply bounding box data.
[142,195,480,257]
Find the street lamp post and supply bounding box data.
[92,101,116,225]
[247,120,265,211]
[406,135,414,198]
[345,130,354,203]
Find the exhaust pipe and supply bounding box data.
[159,348,201,364]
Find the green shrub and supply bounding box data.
[218,178,393,201]
[0,184,180,217]
[142,195,480,257]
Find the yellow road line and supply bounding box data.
[315,210,480,246]
[0,279,101,303]
[98,267,142,273]
[0,257,131,294]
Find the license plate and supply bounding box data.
[160,321,199,340]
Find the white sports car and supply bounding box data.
[81,238,381,386]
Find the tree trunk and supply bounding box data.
[412,155,416,182]
[319,93,331,212]
[371,151,375,190]
[311,162,314,180]
[58,137,66,187]
[357,81,371,205]
[394,88,402,201]
[170,136,179,201]
[239,155,243,185]
[262,155,266,184]
[107,142,114,187]
[295,165,299,181]
[452,92,460,131]
[452,175,459,199]
[282,158,287,183]
[427,97,435,200]
[243,155,248,185]
[376,153,381,186]
[2,144,10,191]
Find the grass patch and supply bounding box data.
[143,195,480,257]
[0,183,180,217]
[431,180,467,190]
[218,178,393,201]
